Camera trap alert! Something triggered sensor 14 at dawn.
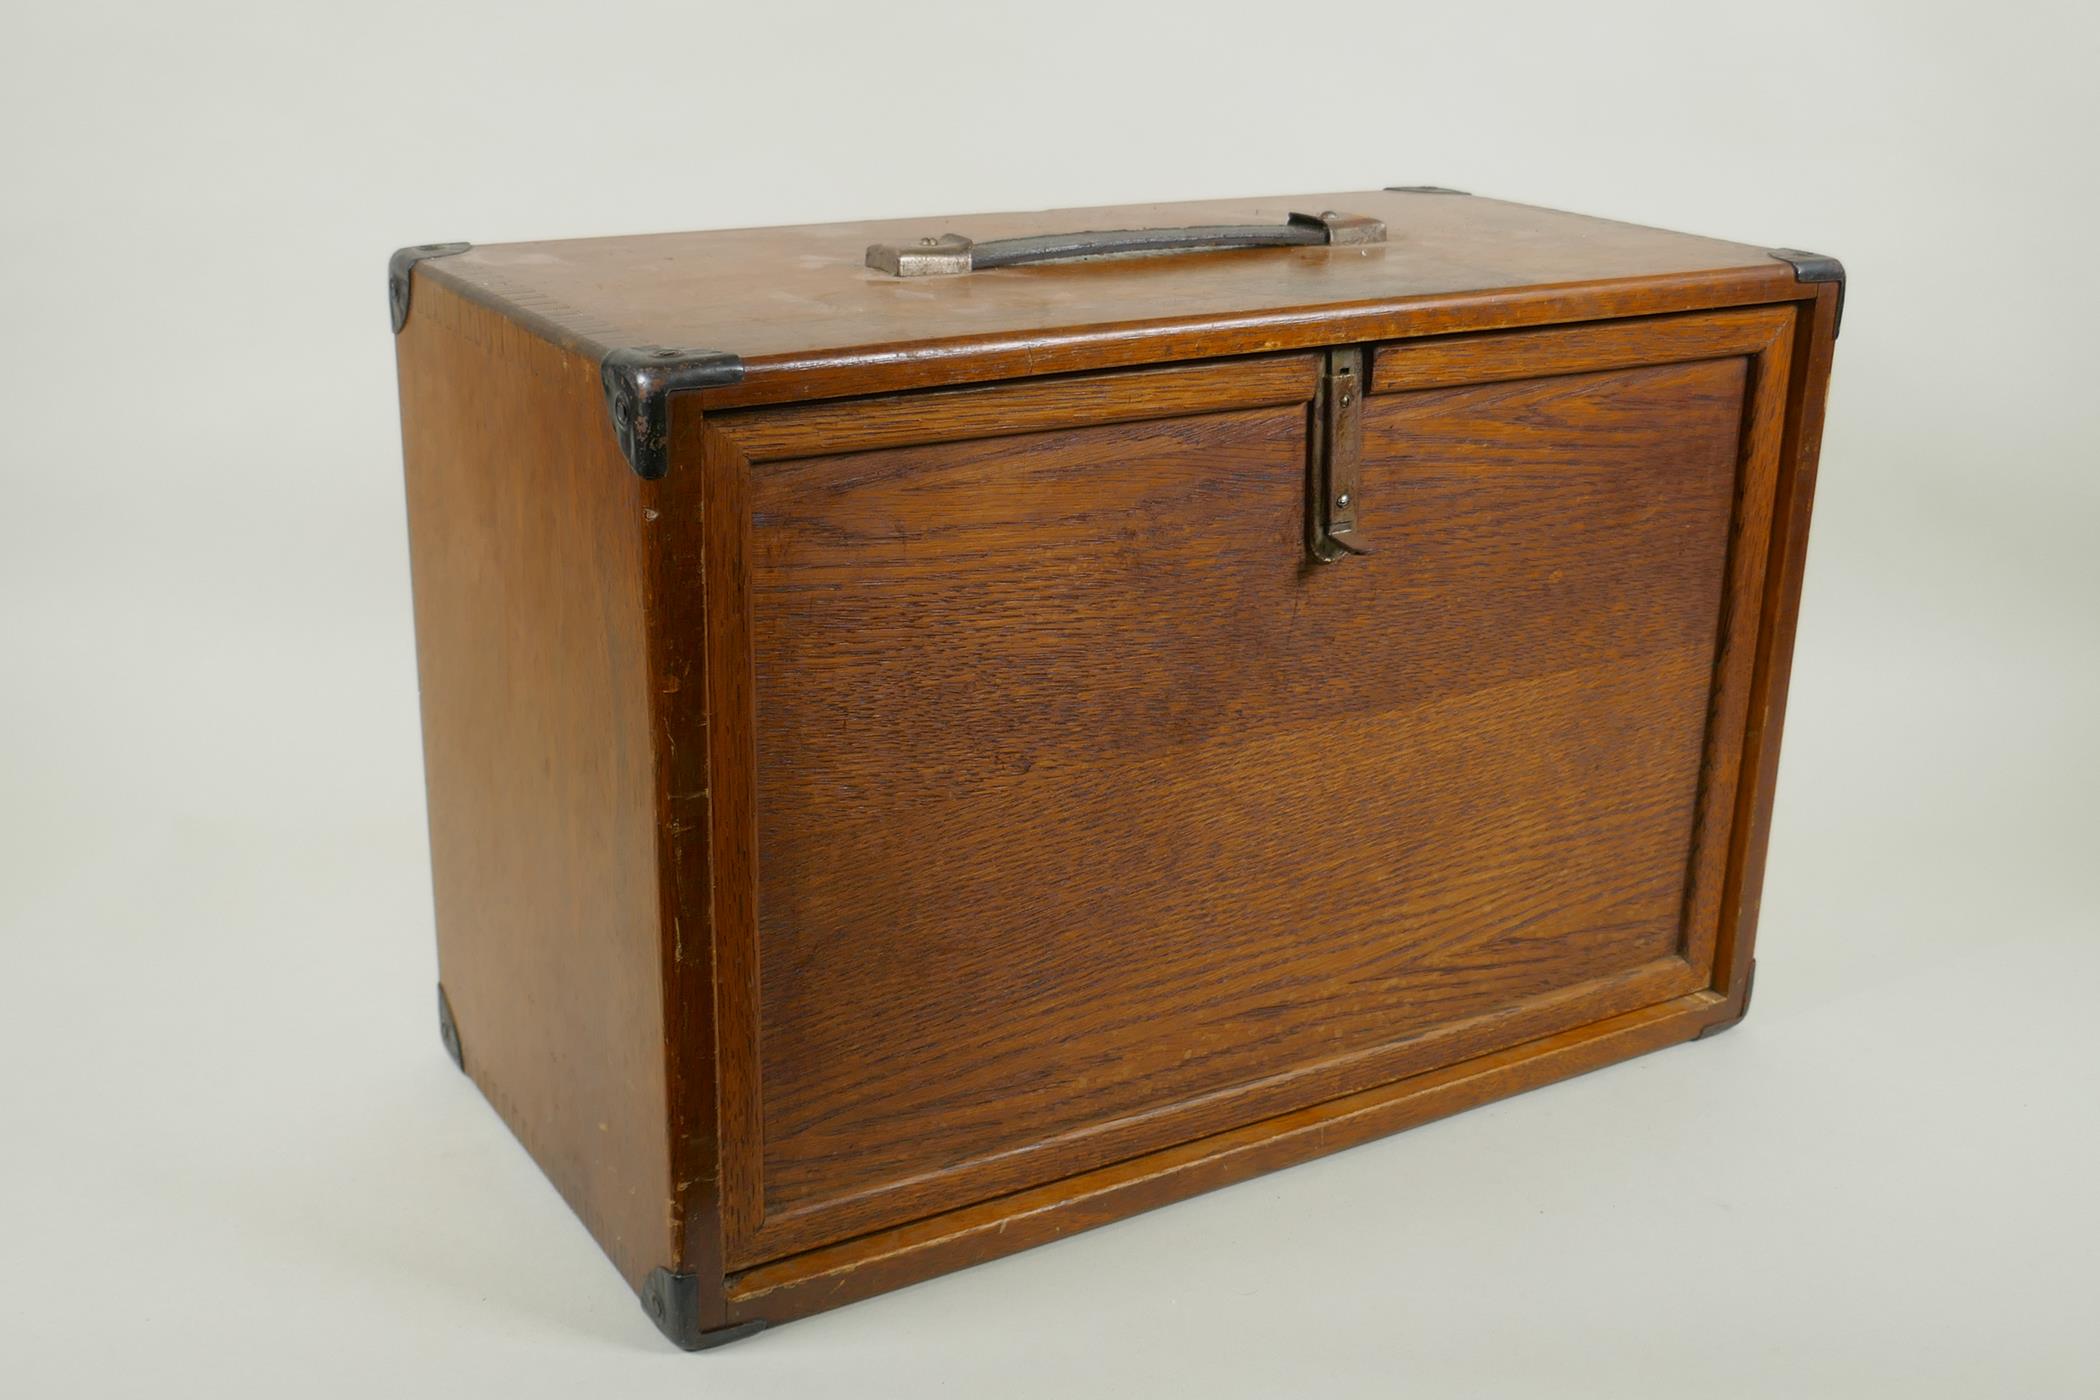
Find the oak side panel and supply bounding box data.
[396,278,672,1289]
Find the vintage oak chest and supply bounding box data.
[391,188,1841,1348]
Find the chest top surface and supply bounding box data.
[415,188,1789,369]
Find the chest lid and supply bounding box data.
[391,187,1831,476]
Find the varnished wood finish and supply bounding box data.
[1715,285,1843,1003]
[391,191,1841,1346]
[422,190,1810,409]
[699,313,1788,1266]
[723,988,1726,1327]
[722,353,1321,462]
[696,266,1801,411]
[395,279,673,1289]
[1374,307,1795,986]
[1369,305,1794,392]
[643,404,730,1326]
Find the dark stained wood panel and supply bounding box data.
[722,351,1752,1263]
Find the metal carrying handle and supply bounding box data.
[866,210,1386,277]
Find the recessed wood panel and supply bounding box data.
[722,347,1755,1264]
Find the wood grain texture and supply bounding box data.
[1713,284,1842,1007]
[1373,308,1796,981]
[642,404,727,1322]
[694,267,1803,411]
[391,193,1842,1343]
[419,190,1808,409]
[396,277,672,1289]
[722,987,1727,1329]
[1371,305,1794,392]
[708,337,1760,1265]
[710,293,1833,1326]
[723,353,1321,462]
[697,413,766,1260]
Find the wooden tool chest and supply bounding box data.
[391,187,1842,1348]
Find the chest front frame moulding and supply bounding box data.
[689,301,1829,1348]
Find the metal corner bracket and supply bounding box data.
[1383,185,1470,195]
[436,984,465,1072]
[640,1269,768,1352]
[599,347,746,480]
[389,242,471,333]
[1767,248,1846,337]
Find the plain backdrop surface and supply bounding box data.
[4,2,2098,1394]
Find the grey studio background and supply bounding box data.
[3,2,2096,1395]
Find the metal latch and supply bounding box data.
[1307,347,1370,563]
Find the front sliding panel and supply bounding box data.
[712,310,1792,1266]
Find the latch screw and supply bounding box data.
[1337,492,1352,508]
